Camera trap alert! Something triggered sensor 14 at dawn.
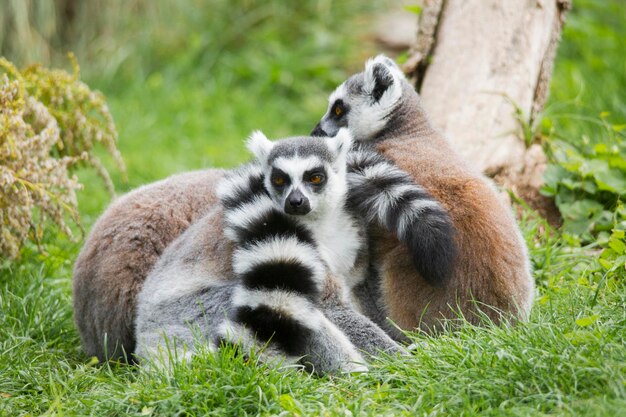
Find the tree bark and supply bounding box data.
[404,0,571,223]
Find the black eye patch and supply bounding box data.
[303,167,327,191]
[331,100,349,119]
[270,168,290,189]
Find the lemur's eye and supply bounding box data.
[272,176,286,186]
[331,100,346,118]
[309,173,325,185]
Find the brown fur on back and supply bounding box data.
[73,169,225,360]
[374,124,533,331]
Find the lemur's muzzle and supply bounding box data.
[284,189,311,215]
[311,123,327,137]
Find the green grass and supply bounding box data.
[2,219,625,416]
[2,0,626,415]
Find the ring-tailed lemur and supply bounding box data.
[135,129,455,372]
[312,55,534,334]
[136,130,369,373]
[216,128,455,369]
[214,130,369,372]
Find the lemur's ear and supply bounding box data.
[328,128,353,164]
[373,54,401,71]
[246,130,273,164]
[364,55,400,102]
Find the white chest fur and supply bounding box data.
[302,208,363,287]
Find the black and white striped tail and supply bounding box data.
[345,145,457,288]
[216,165,326,359]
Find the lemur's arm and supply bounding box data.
[345,145,457,288]
[320,292,405,357]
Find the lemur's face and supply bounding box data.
[266,155,331,216]
[312,55,404,142]
[247,130,352,218]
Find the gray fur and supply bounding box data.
[351,262,405,341]
[344,74,365,95]
[267,136,334,164]
[320,289,404,357]
[136,281,236,363]
[134,207,236,362]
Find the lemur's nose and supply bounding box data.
[289,196,304,207]
[284,189,310,215]
[311,123,327,137]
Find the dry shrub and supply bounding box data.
[19,55,127,193]
[0,57,125,259]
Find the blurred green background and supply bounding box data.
[3,0,388,223]
[2,0,624,226]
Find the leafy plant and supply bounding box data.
[542,114,626,240]
[0,73,79,258]
[0,57,124,259]
[597,228,626,281]
[3,56,127,194]
[543,0,626,283]
[541,113,626,282]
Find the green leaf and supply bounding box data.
[561,233,582,247]
[542,164,569,189]
[594,210,617,232]
[564,330,597,346]
[594,167,626,194]
[558,199,604,236]
[612,124,626,132]
[598,258,613,270]
[608,236,626,254]
[575,315,599,327]
[594,143,609,154]
[279,394,303,414]
[560,177,579,190]
[537,294,550,305]
[540,184,557,197]
[581,179,598,194]
[395,51,409,64]
[581,159,609,178]
[404,5,423,15]
[609,156,626,172]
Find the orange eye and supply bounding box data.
[334,106,343,116]
[310,174,325,184]
[272,176,285,186]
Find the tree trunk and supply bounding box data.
[404,0,571,223]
